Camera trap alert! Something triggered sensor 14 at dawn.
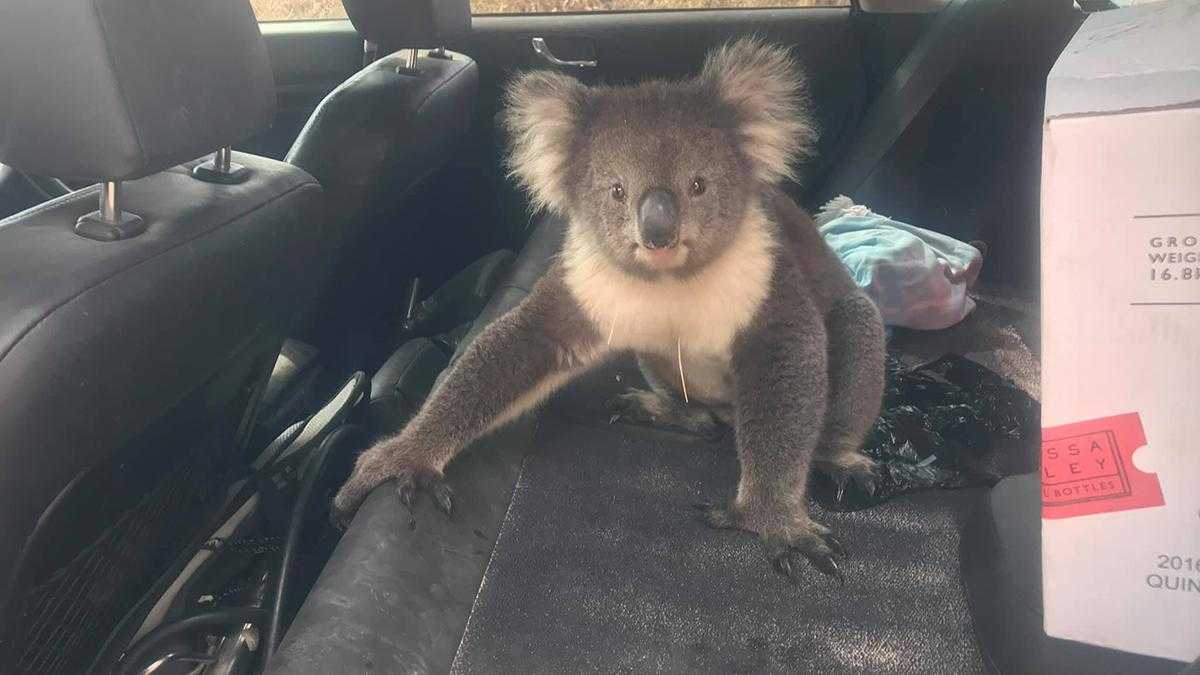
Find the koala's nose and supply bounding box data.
[636,188,679,249]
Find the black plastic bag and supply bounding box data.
[813,354,1039,511]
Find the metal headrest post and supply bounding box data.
[75,179,146,241]
[363,39,378,66]
[396,47,422,76]
[100,180,122,223]
[193,145,249,184]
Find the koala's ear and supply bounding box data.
[701,38,816,184]
[502,70,588,213]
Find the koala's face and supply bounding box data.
[565,89,756,277]
[503,38,814,279]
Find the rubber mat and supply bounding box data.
[450,368,987,674]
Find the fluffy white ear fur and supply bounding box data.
[501,69,586,214]
[503,38,813,211]
[701,37,815,185]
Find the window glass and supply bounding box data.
[473,0,847,13]
[250,0,846,22]
[250,0,347,22]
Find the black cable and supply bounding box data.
[263,424,367,665]
[116,608,268,675]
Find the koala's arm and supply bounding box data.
[730,266,827,521]
[765,186,860,310]
[719,262,841,576]
[333,265,602,518]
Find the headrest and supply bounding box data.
[0,0,276,182]
[343,0,472,50]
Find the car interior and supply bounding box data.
[0,0,1193,673]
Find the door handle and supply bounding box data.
[531,37,597,69]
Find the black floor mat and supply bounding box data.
[451,367,987,675]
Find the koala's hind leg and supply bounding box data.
[814,293,886,493]
[609,354,727,440]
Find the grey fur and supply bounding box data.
[502,37,814,280]
[333,39,885,582]
[608,353,727,440]
[764,187,886,485]
[332,268,603,518]
[695,191,886,579]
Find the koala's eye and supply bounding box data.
[610,183,626,202]
[690,177,707,196]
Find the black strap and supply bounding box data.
[819,0,981,202]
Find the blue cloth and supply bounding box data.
[816,196,983,330]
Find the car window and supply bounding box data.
[471,0,848,14]
[251,0,346,21]
[250,0,846,22]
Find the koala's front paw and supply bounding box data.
[761,522,846,586]
[814,450,878,501]
[331,440,452,527]
[608,388,725,440]
[694,500,846,585]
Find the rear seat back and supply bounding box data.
[285,0,479,347]
[0,1,332,671]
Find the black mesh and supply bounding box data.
[10,450,223,675]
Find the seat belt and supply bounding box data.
[819,0,985,202]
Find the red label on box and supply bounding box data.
[1042,413,1164,519]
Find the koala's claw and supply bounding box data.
[818,453,879,502]
[608,389,725,441]
[822,533,847,558]
[606,390,659,424]
[770,549,843,586]
[693,499,848,585]
[835,474,877,502]
[765,529,847,587]
[397,481,416,507]
[397,470,454,517]
[332,446,451,527]
[432,482,454,516]
[792,548,844,587]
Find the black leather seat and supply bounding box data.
[285,0,479,351]
[0,2,333,672]
[265,216,570,675]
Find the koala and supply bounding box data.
[333,38,886,583]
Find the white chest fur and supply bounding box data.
[562,208,778,373]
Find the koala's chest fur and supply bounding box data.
[562,212,778,402]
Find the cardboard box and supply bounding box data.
[1041,0,1200,662]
